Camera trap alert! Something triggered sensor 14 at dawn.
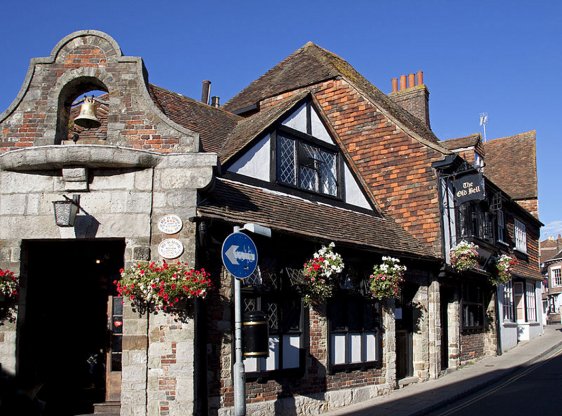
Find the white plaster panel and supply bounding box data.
[344,164,371,209]
[282,103,307,133]
[311,106,334,144]
[227,134,271,181]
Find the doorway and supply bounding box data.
[18,239,125,415]
[396,285,416,380]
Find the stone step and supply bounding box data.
[93,401,121,414]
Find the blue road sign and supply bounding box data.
[221,232,258,279]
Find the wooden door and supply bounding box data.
[106,296,123,402]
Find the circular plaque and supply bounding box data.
[158,214,183,235]
[158,238,184,259]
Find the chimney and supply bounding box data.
[389,70,431,129]
[211,96,220,108]
[201,80,211,105]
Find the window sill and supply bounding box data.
[328,361,381,374]
[502,321,518,328]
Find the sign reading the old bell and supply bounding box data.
[452,172,485,204]
[74,96,101,129]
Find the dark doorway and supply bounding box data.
[396,285,416,380]
[440,286,454,371]
[18,239,125,416]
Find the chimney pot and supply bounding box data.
[408,73,415,88]
[417,70,424,85]
[400,75,407,91]
[391,78,398,93]
[211,96,220,108]
[201,80,211,104]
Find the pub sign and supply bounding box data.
[452,172,485,204]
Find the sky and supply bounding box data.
[1,1,561,239]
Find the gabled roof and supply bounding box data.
[483,131,537,200]
[224,42,444,149]
[441,133,481,151]
[220,91,310,164]
[149,85,241,153]
[198,178,436,259]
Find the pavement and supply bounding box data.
[324,324,562,416]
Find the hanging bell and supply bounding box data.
[74,96,101,129]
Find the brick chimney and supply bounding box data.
[389,70,431,129]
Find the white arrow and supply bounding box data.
[225,245,256,265]
[226,245,240,265]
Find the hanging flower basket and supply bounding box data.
[490,254,516,286]
[301,242,344,306]
[450,240,479,272]
[0,268,19,323]
[369,257,406,300]
[115,260,212,314]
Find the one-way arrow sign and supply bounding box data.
[221,232,258,279]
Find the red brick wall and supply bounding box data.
[312,79,446,255]
[460,332,485,363]
[0,33,191,154]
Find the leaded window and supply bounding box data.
[277,132,338,197]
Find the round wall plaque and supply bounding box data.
[158,238,184,259]
[158,214,183,235]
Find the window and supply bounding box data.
[514,218,527,253]
[552,268,562,287]
[328,294,380,368]
[503,280,514,322]
[497,210,506,243]
[462,283,484,330]
[457,202,493,244]
[277,130,338,197]
[242,267,303,375]
[525,282,537,322]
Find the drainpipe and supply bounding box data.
[495,287,503,356]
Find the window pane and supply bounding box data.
[265,336,280,371]
[282,335,301,369]
[318,150,337,196]
[278,135,296,185]
[365,332,377,362]
[350,333,362,363]
[330,334,347,365]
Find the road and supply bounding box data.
[426,347,562,416]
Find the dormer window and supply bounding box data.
[276,128,339,197]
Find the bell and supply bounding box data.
[74,96,101,129]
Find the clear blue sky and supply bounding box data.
[1,1,561,238]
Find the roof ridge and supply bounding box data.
[150,83,242,120]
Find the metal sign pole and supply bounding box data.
[233,274,245,416]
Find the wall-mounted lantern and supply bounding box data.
[52,194,81,227]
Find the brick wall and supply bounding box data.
[0,30,197,154]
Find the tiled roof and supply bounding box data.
[148,85,241,153]
[197,178,436,259]
[483,131,537,200]
[224,42,443,147]
[441,134,481,151]
[220,91,310,164]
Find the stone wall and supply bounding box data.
[0,30,217,416]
